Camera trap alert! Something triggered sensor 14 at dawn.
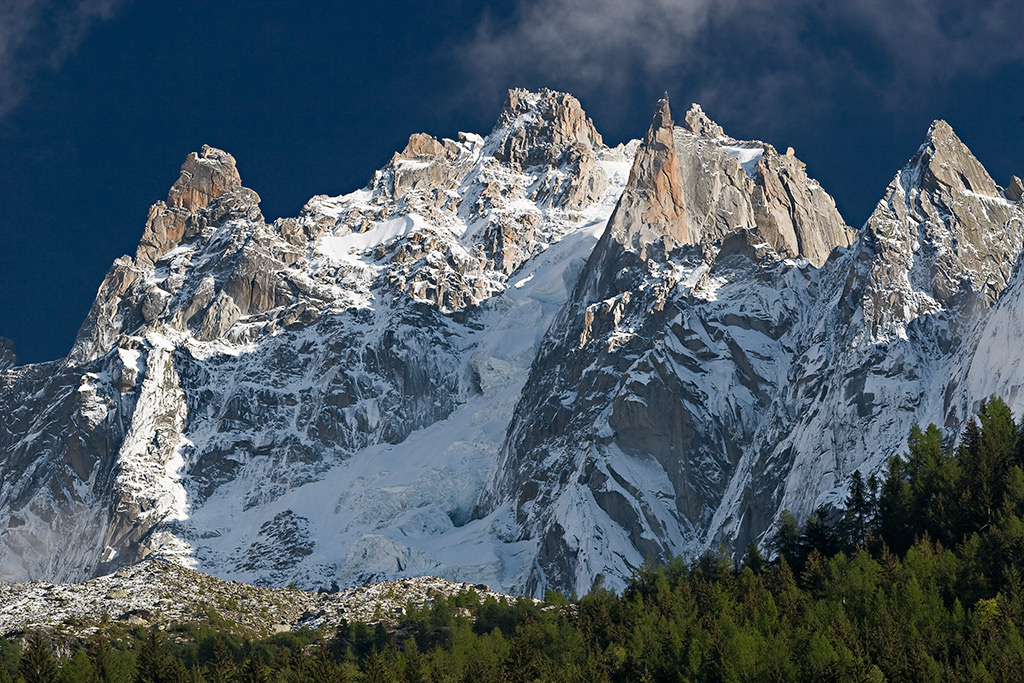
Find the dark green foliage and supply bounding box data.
[20,632,58,683]
[14,395,1024,682]
[136,629,172,683]
[0,639,21,683]
[205,637,235,683]
[56,650,95,683]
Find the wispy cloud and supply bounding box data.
[459,0,1024,126]
[0,0,125,119]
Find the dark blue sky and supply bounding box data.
[2,0,1022,364]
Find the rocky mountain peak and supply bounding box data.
[1005,175,1023,203]
[492,88,605,168]
[167,145,243,212]
[395,132,457,162]
[605,93,689,255]
[914,120,1004,200]
[859,121,1024,339]
[11,86,1024,602]
[0,338,15,370]
[134,146,263,269]
[683,102,725,139]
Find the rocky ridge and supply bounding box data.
[2,88,1023,599]
[0,559,516,638]
[479,98,1024,594]
[0,88,637,592]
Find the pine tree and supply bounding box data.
[843,470,871,548]
[239,653,271,683]
[772,510,803,565]
[135,629,170,683]
[363,651,398,683]
[20,632,58,683]
[89,635,134,683]
[57,649,96,683]
[401,640,428,683]
[206,637,236,683]
[742,543,765,574]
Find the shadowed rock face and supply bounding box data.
[1007,175,1024,203]
[0,339,14,370]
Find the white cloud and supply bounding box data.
[459,0,1024,125]
[0,0,125,119]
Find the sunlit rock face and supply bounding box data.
[2,89,1023,599]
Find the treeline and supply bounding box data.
[6,397,1024,681]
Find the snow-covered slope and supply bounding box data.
[0,89,636,592]
[2,88,1023,598]
[478,98,1024,595]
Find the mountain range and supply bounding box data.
[2,88,1022,598]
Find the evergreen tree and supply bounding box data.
[206,637,236,683]
[401,640,428,683]
[742,542,765,574]
[0,639,20,683]
[802,506,840,558]
[135,629,171,683]
[89,635,134,683]
[20,632,58,683]
[878,455,913,553]
[771,510,803,565]
[363,651,398,683]
[57,649,96,683]
[843,470,872,548]
[239,653,271,683]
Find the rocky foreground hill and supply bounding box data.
[1,88,1023,597]
[0,559,512,639]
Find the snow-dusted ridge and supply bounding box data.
[1,89,1023,598]
[0,559,522,638]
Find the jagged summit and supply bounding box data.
[858,119,1024,341]
[0,338,14,371]
[604,93,689,255]
[683,102,725,139]
[166,145,245,212]
[598,92,852,266]
[134,145,263,271]
[4,87,1024,599]
[492,88,605,168]
[914,120,1007,200]
[646,93,674,144]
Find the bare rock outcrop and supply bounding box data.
[602,95,852,266]
[859,120,1024,339]
[493,88,604,167]
[1007,175,1024,203]
[491,88,609,211]
[606,95,689,255]
[750,147,855,266]
[683,102,724,139]
[136,145,263,269]
[0,338,15,371]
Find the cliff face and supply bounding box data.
[2,89,1023,598]
[0,89,636,589]
[478,100,1024,596]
